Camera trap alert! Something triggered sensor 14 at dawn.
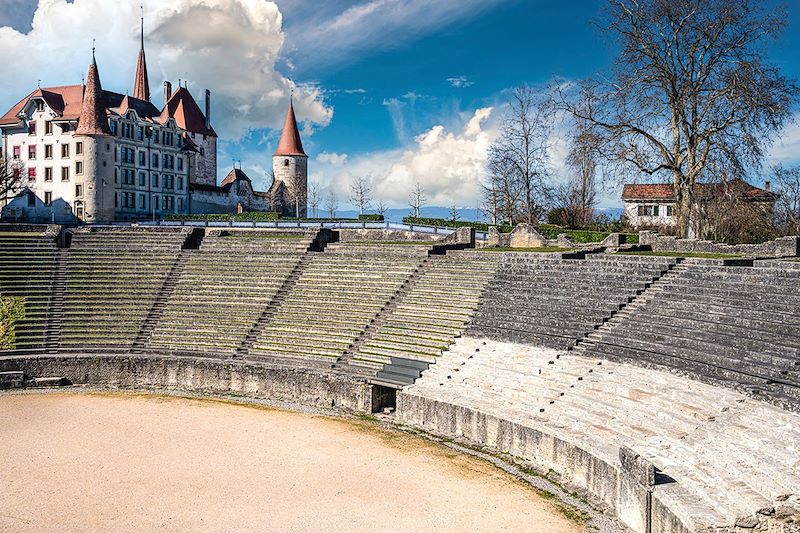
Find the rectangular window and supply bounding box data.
[137,127,144,141]
[177,198,183,211]
[114,168,118,185]
[637,205,645,217]
[75,142,83,155]
[45,121,53,135]
[152,194,159,210]
[152,173,159,187]
[177,176,183,190]
[666,205,674,217]
[75,184,83,197]
[28,145,36,159]
[44,191,52,205]
[28,167,36,181]
[153,131,159,144]
[152,153,159,168]
[28,121,36,135]
[61,144,69,158]
[177,157,183,171]
[139,151,146,166]
[61,166,69,181]
[75,161,83,175]
[652,205,659,217]
[45,145,53,159]
[139,172,146,186]
[110,121,118,136]
[44,167,53,182]
[13,146,20,159]
[139,194,146,210]
[115,192,119,208]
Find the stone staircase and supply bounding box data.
[342,257,432,387]
[43,249,68,353]
[234,253,313,358]
[131,252,189,352]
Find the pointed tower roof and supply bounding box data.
[133,14,150,101]
[274,98,306,156]
[75,53,111,136]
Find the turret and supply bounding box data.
[272,97,308,217]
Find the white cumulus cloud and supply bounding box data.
[447,76,474,88]
[0,0,332,140]
[317,152,348,166]
[314,107,495,208]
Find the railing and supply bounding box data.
[126,219,490,241]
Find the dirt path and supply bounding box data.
[0,392,580,532]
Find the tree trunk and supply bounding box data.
[674,173,693,238]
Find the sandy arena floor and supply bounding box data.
[0,392,580,532]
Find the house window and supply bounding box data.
[12,146,20,159]
[666,205,674,217]
[44,167,53,182]
[177,157,183,171]
[114,192,119,208]
[152,194,159,209]
[44,191,52,205]
[35,101,44,112]
[139,172,146,186]
[152,153,159,168]
[28,167,36,181]
[44,145,53,159]
[652,205,659,217]
[177,176,183,190]
[75,184,84,197]
[61,166,69,182]
[177,198,183,211]
[61,144,70,158]
[284,159,289,167]
[28,145,36,159]
[114,168,118,184]
[75,161,83,175]
[139,194,146,210]
[152,173,159,187]
[139,151,146,166]
[75,142,83,155]
[153,131,159,144]
[45,121,53,135]
[110,121,118,136]
[137,127,144,141]
[28,121,36,135]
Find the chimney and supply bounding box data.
[204,89,211,130]
[163,81,172,104]
[764,181,771,192]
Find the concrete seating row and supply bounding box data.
[401,336,800,532]
[246,243,430,362]
[147,232,313,354]
[0,232,58,350]
[58,230,184,351]
[582,263,800,408]
[352,252,501,368]
[469,254,676,349]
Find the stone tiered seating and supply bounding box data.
[582,261,800,408]
[59,228,188,351]
[147,231,314,354]
[401,336,800,531]
[0,231,58,350]
[353,252,500,369]
[246,242,431,363]
[469,254,676,349]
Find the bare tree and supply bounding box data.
[284,173,307,218]
[409,180,426,218]
[308,180,321,218]
[773,164,800,236]
[349,176,373,216]
[481,183,500,225]
[566,115,598,216]
[448,203,460,222]
[550,181,595,228]
[324,191,339,219]
[1,155,24,207]
[485,156,522,225]
[489,85,553,224]
[557,0,798,237]
[375,199,389,218]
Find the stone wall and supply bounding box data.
[1,354,374,413]
[639,231,799,258]
[397,392,688,533]
[337,229,447,242]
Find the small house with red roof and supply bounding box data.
[622,179,778,232]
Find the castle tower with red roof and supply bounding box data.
[270,98,308,217]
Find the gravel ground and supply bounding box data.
[0,390,586,532]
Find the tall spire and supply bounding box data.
[274,97,306,156]
[133,7,150,101]
[75,52,111,136]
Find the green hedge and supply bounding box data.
[164,212,281,222]
[358,214,384,221]
[538,224,609,243]
[402,217,513,233]
[0,296,24,350]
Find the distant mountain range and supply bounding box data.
[326,206,625,224]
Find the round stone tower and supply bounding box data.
[272,99,307,217]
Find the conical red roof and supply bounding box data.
[133,49,150,101]
[75,56,111,136]
[274,100,306,156]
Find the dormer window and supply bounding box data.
[35,100,44,112]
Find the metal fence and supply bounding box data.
[125,219,489,241]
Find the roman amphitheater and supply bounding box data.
[1,223,799,532]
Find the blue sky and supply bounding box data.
[1,0,799,213]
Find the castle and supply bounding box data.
[0,24,307,223]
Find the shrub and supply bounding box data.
[0,296,24,350]
[358,214,384,221]
[538,224,609,243]
[402,217,513,233]
[164,212,282,222]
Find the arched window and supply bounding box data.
[284,159,289,167]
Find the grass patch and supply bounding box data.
[347,241,432,245]
[0,296,25,349]
[618,250,745,259]
[223,233,307,239]
[479,246,573,253]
